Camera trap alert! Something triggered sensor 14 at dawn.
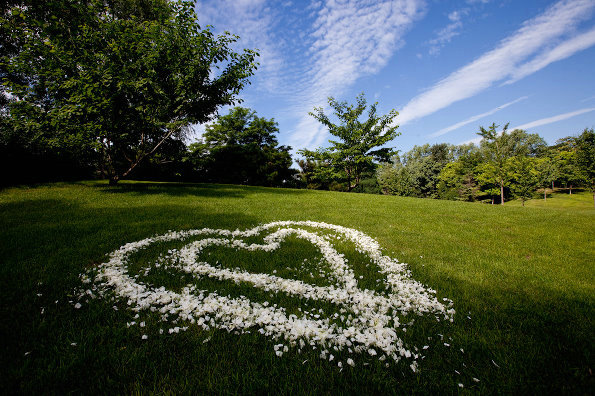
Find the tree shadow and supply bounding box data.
[89,181,309,198]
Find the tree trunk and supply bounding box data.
[522,199,525,207]
[544,188,547,201]
[569,184,572,195]
[500,181,505,205]
[491,196,494,205]
[552,181,554,190]
[109,175,119,185]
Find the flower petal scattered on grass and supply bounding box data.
[77,221,455,369]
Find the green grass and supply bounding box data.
[505,188,594,209]
[1,181,593,394]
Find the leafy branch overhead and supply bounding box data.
[299,93,400,192]
[0,0,259,184]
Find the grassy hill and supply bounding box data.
[1,181,593,394]
[505,188,594,210]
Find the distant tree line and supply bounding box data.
[374,125,594,206]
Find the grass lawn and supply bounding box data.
[505,188,594,210]
[1,181,593,394]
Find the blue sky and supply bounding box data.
[194,0,595,154]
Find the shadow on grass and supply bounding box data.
[0,195,265,393]
[433,274,595,394]
[87,181,310,199]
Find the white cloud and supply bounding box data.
[429,96,528,138]
[196,0,286,94]
[196,1,425,150]
[427,9,467,56]
[288,0,425,149]
[509,107,595,131]
[503,26,595,85]
[398,0,595,126]
[460,107,595,145]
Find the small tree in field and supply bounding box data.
[299,93,399,192]
[477,123,509,204]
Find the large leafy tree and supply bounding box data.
[299,93,399,192]
[187,107,295,187]
[378,144,453,198]
[1,0,258,184]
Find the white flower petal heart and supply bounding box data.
[82,221,455,366]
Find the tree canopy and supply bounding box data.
[299,93,399,192]
[1,0,259,184]
[186,107,296,187]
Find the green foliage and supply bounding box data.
[1,0,258,184]
[299,93,399,192]
[535,156,558,200]
[379,144,478,200]
[554,149,581,193]
[437,161,480,202]
[476,123,546,204]
[377,156,415,196]
[186,107,296,187]
[575,128,595,206]
[506,156,539,206]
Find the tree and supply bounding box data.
[187,107,296,187]
[1,0,258,184]
[377,156,415,196]
[401,143,453,198]
[437,144,481,201]
[297,158,335,190]
[575,128,595,208]
[556,150,581,194]
[438,161,480,201]
[299,93,399,192]
[475,162,500,204]
[536,156,558,201]
[477,123,546,204]
[506,156,539,206]
[477,123,509,204]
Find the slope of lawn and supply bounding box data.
[0,181,593,394]
[505,188,594,210]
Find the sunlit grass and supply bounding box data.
[505,188,594,209]
[0,181,593,394]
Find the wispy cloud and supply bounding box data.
[429,96,528,138]
[427,9,467,56]
[288,0,425,149]
[503,26,595,85]
[509,107,595,131]
[460,107,595,145]
[398,0,595,126]
[196,0,425,150]
[196,0,286,94]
